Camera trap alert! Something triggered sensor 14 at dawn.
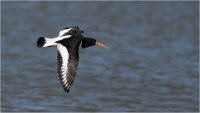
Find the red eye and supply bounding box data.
[92,40,95,42]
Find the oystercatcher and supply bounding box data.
[37,26,108,93]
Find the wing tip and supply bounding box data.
[64,88,70,93]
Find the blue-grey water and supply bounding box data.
[1,1,199,112]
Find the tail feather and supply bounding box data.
[37,37,57,47]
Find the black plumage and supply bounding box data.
[37,27,108,93]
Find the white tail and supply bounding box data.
[37,35,71,47]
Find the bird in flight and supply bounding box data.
[37,26,108,93]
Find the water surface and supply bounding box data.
[1,1,199,112]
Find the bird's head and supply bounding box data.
[58,26,84,37]
[81,38,108,49]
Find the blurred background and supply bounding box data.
[1,1,199,112]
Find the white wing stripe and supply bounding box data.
[62,75,66,79]
[57,44,69,82]
[62,71,66,75]
[58,28,72,37]
[62,77,67,82]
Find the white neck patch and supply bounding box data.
[79,41,82,50]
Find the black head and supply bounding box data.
[82,38,96,48]
[81,38,108,49]
[58,26,84,37]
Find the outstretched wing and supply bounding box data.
[57,44,79,93]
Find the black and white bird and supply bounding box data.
[37,26,108,93]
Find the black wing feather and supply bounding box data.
[57,50,79,93]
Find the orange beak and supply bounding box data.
[95,42,108,49]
